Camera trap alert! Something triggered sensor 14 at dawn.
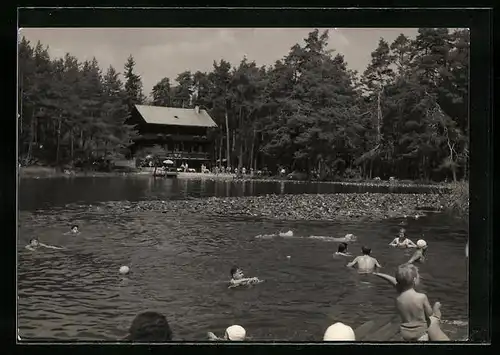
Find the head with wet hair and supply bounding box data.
[395,263,420,291]
[127,311,172,342]
[230,266,244,280]
[361,246,371,255]
[338,243,348,253]
[29,237,39,247]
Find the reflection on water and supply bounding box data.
[19,176,439,211]
[18,177,467,341]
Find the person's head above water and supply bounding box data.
[395,263,420,291]
[345,234,355,242]
[416,239,427,249]
[224,325,246,341]
[127,311,172,341]
[323,322,356,341]
[338,243,348,253]
[70,225,79,233]
[230,266,244,280]
[29,237,39,247]
[398,228,406,240]
[361,246,371,255]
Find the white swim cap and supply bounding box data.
[416,239,427,248]
[323,322,356,341]
[119,265,130,275]
[225,325,246,341]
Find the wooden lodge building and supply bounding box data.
[127,104,217,169]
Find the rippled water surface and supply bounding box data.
[18,177,468,341]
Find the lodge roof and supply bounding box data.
[134,105,217,128]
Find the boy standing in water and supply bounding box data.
[346,246,382,273]
[373,264,449,341]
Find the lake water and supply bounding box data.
[18,176,468,341]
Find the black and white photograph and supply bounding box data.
[17,25,470,342]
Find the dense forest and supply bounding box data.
[18,28,469,181]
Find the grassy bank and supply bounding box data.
[442,180,469,219]
[18,166,145,178]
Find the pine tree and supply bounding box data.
[123,55,145,110]
[151,77,171,106]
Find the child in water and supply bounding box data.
[406,239,428,264]
[228,266,262,288]
[346,246,381,273]
[207,325,246,341]
[335,243,351,257]
[25,237,63,251]
[389,228,417,248]
[373,264,449,341]
[64,225,79,235]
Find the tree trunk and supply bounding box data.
[225,110,230,168]
[238,136,244,169]
[218,135,223,168]
[377,90,382,144]
[27,109,35,162]
[249,128,256,170]
[70,128,74,161]
[56,115,62,165]
[231,129,236,167]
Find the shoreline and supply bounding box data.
[19,166,450,190]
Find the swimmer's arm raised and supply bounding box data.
[374,258,382,269]
[346,257,359,268]
[25,245,35,251]
[406,239,417,248]
[373,272,397,287]
[389,238,399,246]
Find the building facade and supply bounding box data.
[127,104,217,170]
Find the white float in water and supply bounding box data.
[119,265,130,275]
[286,255,291,259]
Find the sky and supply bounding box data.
[20,28,419,97]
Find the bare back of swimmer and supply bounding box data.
[373,265,449,341]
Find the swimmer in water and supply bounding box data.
[406,239,428,264]
[64,224,80,235]
[373,264,449,341]
[335,243,351,257]
[228,266,262,288]
[310,234,357,243]
[389,228,417,248]
[346,246,381,273]
[25,237,63,251]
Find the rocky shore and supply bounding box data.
[90,193,446,222]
